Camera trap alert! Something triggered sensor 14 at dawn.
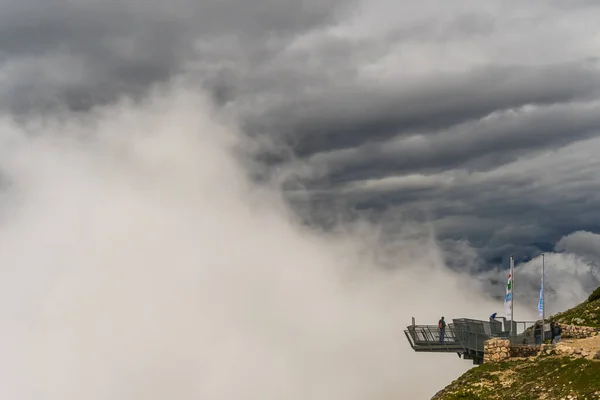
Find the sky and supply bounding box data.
[1,0,600,398]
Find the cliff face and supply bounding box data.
[431,292,600,400]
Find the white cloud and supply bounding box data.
[556,231,600,265]
[0,83,503,399]
[479,252,600,319]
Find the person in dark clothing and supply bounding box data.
[438,317,446,343]
[534,322,542,345]
[489,312,497,322]
[550,321,556,343]
[553,323,562,343]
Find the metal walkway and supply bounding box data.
[404,317,538,364]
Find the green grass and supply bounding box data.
[435,357,600,400]
[589,286,600,303]
[549,297,600,327]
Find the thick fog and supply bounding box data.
[0,83,517,399]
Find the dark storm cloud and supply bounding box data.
[247,1,600,285]
[248,62,600,156]
[308,97,600,185]
[317,134,600,274]
[0,0,349,112]
[2,0,600,305]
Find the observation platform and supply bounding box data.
[404,317,542,364]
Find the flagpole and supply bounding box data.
[542,253,545,342]
[505,256,514,336]
[510,255,514,337]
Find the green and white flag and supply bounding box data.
[504,258,514,320]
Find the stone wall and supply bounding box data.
[483,338,511,363]
[559,324,600,339]
[484,325,600,363]
[484,340,584,363]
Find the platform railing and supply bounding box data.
[404,324,466,352]
[507,321,553,345]
[405,324,459,344]
[405,318,537,353]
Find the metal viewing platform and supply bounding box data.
[404,317,541,364]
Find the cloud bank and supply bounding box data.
[3,0,600,270]
[0,84,508,399]
[2,0,600,397]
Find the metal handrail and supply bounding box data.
[404,326,465,354]
[406,324,488,351]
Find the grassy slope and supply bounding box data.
[432,289,600,400]
[432,356,600,400]
[549,297,600,327]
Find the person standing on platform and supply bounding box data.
[438,316,446,343]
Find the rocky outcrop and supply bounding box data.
[539,343,596,359]
[559,324,600,339]
[509,345,539,358]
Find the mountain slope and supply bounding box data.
[432,290,600,400]
[431,355,600,400]
[550,288,600,328]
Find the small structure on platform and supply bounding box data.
[404,317,542,364]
